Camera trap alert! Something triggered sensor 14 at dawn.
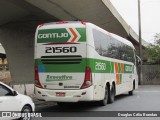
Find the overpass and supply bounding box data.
[0,0,147,84]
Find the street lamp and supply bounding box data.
[138,0,143,85]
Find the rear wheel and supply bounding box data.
[108,84,115,104]
[99,85,108,106]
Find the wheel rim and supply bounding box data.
[23,108,31,113]
[22,106,31,120]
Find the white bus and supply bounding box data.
[34,21,138,106]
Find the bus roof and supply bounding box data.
[38,21,86,29]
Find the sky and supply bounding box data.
[110,0,160,43]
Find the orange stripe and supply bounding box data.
[114,62,119,73]
[69,28,78,43]
[116,74,120,85]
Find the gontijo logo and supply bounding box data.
[37,28,86,43]
[38,33,69,39]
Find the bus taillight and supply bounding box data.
[39,24,44,28]
[34,66,43,88]
[81,21,86,25]
[81,67,92,89]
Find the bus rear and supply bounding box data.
[34,21,93,102]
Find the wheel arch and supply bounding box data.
[21,104,33,112]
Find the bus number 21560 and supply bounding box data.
[45,46,77,53]
[95,62,106,71]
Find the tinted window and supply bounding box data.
[93,30,102,55]
[93,29,135,63]
[0,85,11,96]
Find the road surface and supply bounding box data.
[33,85,160,119]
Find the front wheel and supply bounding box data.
[19,105,32,120]
[99,85,108,106]
[129,81,135,95]
[128,90,134,95]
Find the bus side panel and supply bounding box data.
[87,46,104,101]
[86,24,105,101]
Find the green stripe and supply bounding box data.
[120,74,122,83]
[35,58,86,73]
[87,58,113,73]
[35,58,133,73]
[124,64,133,73]
[110,62,114,73]
[76,28,86,42]
[118,63,121,73]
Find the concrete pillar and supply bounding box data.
[0,21,38,84]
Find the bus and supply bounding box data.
[34,21,138,106]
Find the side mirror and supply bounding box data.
[136,55,142,65]
[12,91,18,96]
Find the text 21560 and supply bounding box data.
[45,46,77,53]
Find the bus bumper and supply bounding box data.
[35,86,94,102]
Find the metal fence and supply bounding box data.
[142,65,160,85]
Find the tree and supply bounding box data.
[146,33,160,64]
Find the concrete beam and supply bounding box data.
[25,0,128,38]
[25,0,148,47]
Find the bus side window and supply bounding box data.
[93,29,102,55]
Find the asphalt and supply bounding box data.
[31,85,160,120]
[32,85,160,110]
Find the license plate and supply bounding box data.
[56,92,65,97]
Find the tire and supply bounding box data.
[99,85,108,106]
[129,81,135,96]
[128,90,134,95]
[19,105,32,120]
[108,84,115,104]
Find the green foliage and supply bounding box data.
[146,33,160,64]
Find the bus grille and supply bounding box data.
[41,55,82,64]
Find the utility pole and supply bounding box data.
[138,0,143,85]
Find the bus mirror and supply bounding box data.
[136,55,142,65]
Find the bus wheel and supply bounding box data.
[129,81,135,95]
[99,85,108,106]
[129,90,133,95]
[108,84,115,104]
